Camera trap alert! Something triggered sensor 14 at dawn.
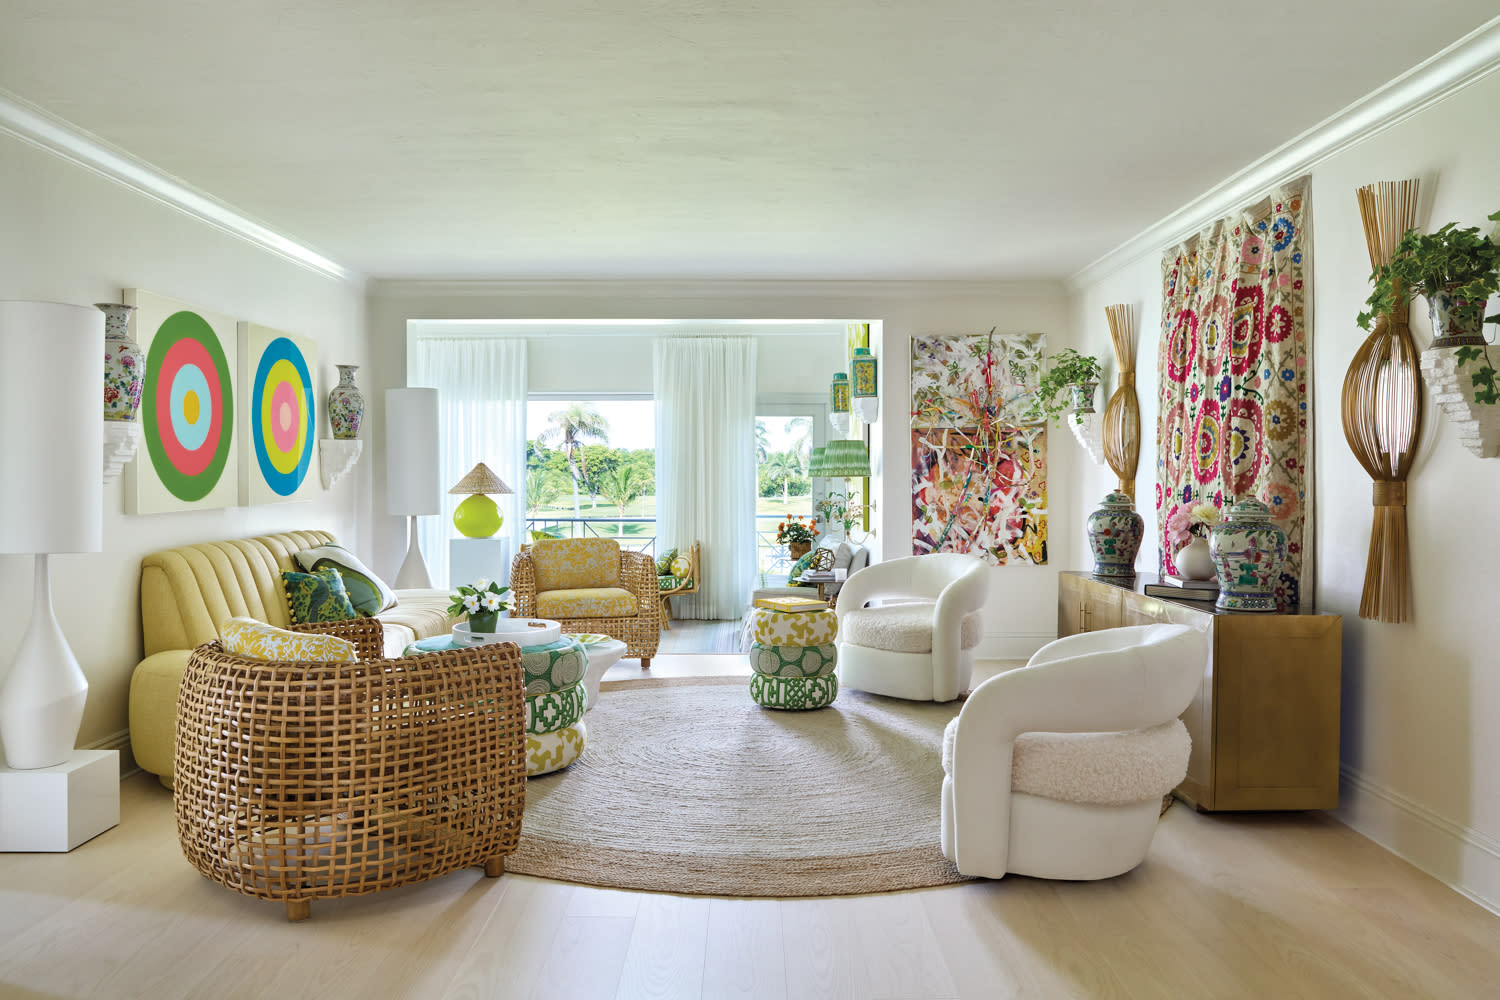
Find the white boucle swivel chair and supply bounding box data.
[940,623,1207,880]
[834,553,990,702]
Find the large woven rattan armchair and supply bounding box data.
[174,618,527,922]
[510,537,661,668]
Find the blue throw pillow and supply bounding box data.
[786,551,818,586]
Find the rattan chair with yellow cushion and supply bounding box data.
[510,537,661,668]
[174,617,527,922]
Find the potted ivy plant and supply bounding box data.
[1358,210,1500,349]
[1025,348,1104,425]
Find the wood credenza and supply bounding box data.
[1057,571,1342,811]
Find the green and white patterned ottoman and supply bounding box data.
[748,607,839,647]
[525,680,586,735]
[519,636,588,697]
[746,607,840,710]
[748,642,838,679]
[749,672,839,710]
[526,721,587,776]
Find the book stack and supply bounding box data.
[1142,576,1219,601]
[753,594,829,613]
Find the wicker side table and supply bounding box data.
[174,620,527,921]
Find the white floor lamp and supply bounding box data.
[0,301,104,769]
[386,387,440,589]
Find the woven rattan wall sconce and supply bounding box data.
[1102,304,1141,500]
[1342,180,1423,623]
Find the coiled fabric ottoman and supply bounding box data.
[747,608,839,710]
[526,722,587,776]
[520,636,590,774]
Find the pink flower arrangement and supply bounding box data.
[1167,502,1222,549]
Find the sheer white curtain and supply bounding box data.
[410,337,528,589]
[654,337,758,620]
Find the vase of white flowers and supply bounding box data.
[448,578,511,634]
[1167,502,1223,580]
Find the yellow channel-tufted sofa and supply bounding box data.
[129,530,452,786]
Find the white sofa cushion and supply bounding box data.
[841,603,983,653]
[942,716,1190,806]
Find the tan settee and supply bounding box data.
[128,530,451,785]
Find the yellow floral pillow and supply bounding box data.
[532,538,621,592]
[220,617,358,663]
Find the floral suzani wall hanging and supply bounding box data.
[1157,177,1311,609]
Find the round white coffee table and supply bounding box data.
[572,635,627,713]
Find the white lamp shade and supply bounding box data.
[0,301,103,554]
[385,387,441,516]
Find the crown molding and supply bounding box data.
[1068,15,1500,291]
[369,277,1067,301]
[0,88,360,286]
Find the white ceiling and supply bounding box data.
[2,2,1495,282]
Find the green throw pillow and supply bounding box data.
[655,547,678,576]
[294,543,396,616]
[657,574,681,591]
[282,567,359,625]
[787,550,818,585]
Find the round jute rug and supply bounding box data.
[505,674,974,897]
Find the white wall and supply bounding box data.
[370,281,1080,656]
[1071,72,1500,911]
[0,134,368,750]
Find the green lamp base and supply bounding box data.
[453,493,502,538]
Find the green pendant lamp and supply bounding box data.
[449,462,514,538]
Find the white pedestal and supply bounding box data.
[450,537,515,590]
[0,749,120,852]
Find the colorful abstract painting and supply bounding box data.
[238,322,318,505]
[910,332,1047,565]
[1157,179,1310,609]
[125,289,238,513]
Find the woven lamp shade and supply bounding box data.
[1341,179,1423,624]
[449,462,513,495]
[821,440,871,478]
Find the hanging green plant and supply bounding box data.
[1357,210,1500,334]
[1019,348,1103,425]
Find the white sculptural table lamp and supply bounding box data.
[386,387,441,589]
[0,301,104,770]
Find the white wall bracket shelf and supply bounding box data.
[1421,346,1500,458]
[1069,409,1107,467]
[103,421,142,484]
[318,438,364,489]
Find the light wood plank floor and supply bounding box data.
[3,659,1498,1000]
[656,619,745,655]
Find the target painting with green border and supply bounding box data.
[130,289,241,512]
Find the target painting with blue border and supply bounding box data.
[238,322,318,505]
[124,290,240,514]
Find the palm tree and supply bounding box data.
[600,466,644,534]
[536,404,609,520]
[764,450,802,506]
[525,469,563,514]
[754,420,771,464]
[784,416,812,472]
